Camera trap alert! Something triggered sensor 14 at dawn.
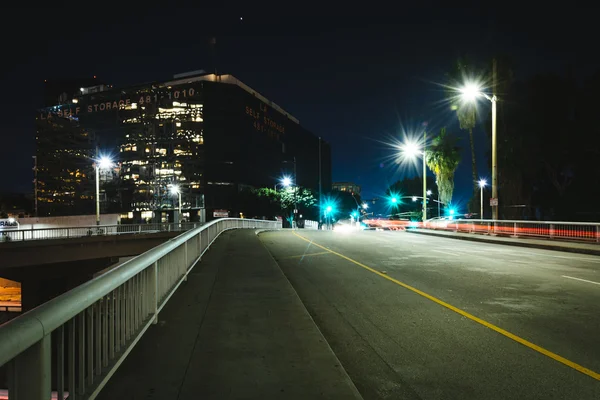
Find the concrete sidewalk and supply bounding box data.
[407,228,600,256]
[98,229,362,400]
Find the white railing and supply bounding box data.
[0,218,280,400]
[0,222,201,243]
[423,219,600,243]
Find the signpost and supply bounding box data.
[490,198,498,207]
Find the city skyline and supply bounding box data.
[1,7,597,208]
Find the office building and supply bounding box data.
[332,182,361,195]
[35,71,331,221]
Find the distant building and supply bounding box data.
[332,182,361,195]
[36,72,332,221]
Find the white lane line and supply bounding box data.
[432,249,461,257]
[561,275,600,286]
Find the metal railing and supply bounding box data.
[0,222,201,243]
[0,218,280,400]
[423,218,600,243]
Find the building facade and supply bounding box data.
[36,72,331,221]
[332,182,361,195]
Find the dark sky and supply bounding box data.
[1,6,596,213]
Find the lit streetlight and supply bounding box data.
[94,156,113,226]
[170,184,182,222]
[400,137,428,222]
[274,176,292,190]
[362,203,368,209]
[459,63,498,218]
[478,179,487,219]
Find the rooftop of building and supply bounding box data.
[63,71,300,124]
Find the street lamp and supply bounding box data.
[400,137,428,222]
[478,179,487,219]
[459,76,498,219]
[274,176,292,190]
[362,203,368,209]
[170,184,182,222]
[94,156,113,226]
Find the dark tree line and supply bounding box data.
[488,58,600,220]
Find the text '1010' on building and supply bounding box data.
[36,71,332,223]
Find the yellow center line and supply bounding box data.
[291,231,600,381]
[280,251,332,260]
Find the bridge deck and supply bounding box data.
[98,229,361,400]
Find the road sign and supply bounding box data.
[0,218,19,230]
[490,198,498,206]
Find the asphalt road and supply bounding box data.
[259,229,600,400]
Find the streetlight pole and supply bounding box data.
[177,191,182,222]
[94,156,113,226]
[293,156,297,229]
[32,156,38,217]
[478,179,487,219]
[422,130,427,222]
[480,184,484,219]
[491,58,498,220]
[95,164,100,226]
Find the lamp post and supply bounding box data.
[459,60,498,219]
[95,156,113,226]
[478,179,487,219]
[170,185,182,223]
[400,139,428,222]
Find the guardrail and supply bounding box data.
[0,218,280,400]
[423,219,600,243]
[0,222,201,243]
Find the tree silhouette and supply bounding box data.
[425,127,461,206]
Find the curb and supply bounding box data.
[406,229,600,256]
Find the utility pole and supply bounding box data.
[492,58,498,220]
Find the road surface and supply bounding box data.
[259,229,600,399]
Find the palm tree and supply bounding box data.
[425,127,461,205]
[447,58,478,204]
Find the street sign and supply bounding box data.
[0,218,19,229]
[490,198,498,206]
[213,210,229,218]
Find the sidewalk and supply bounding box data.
[98,229,362,400]
[407,228,600,256]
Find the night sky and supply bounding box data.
[1,6,596,212]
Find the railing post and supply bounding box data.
[11,335,51,400]
[150,261,158,324]
[550,224,555,239]
[597,225,600,243]
[513,222,518,237]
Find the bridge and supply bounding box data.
[1,218,599,399]
[0,223,202,314]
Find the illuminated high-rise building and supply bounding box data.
[36,71,332,221]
